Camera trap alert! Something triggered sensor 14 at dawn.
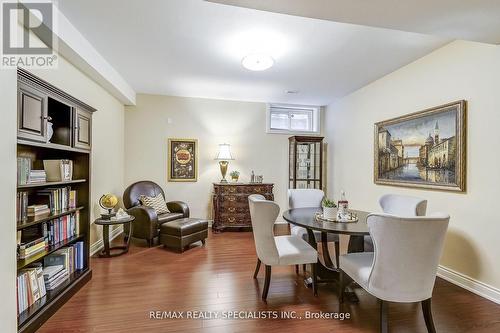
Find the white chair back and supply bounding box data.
[379,194,427,216]
[367,213,449,302]
[288,189,324,209]
[248,194,280,265]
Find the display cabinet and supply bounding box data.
[288,136,324,190]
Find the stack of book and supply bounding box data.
[17,264,46,314]
[17,157,31,185]
[18,237,48,260]
[37,187,74,213]
[28,170,47,184]
[42,241,84,290]
[16,191,28,221]
[43,212,80,245]
[27,204,51,217]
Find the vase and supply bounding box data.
[323,206,336,220]
[231,176,239,182]
[47,121,54,142]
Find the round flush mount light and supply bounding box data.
[241,53,274,71]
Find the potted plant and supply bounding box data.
[229,170,240,182]
[322,198,337,220]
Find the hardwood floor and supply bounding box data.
[39,231,500,333]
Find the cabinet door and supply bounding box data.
[74,108,92,150]
[17,84,47,142]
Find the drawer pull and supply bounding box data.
[227,196,236,202]
[228,207,236,213]
[228,217,236,223]
[254,187,261,193]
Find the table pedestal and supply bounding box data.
[99,222,133,258]
[304,229,365,302]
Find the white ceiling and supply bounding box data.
[209,0,500,44]
[58,0,450,105]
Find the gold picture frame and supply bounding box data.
[374,100,466,192]
[168,138,198,182]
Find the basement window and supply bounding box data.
[266,104,320,134]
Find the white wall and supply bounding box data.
[0,70,19,333]
[125,94,299,220]
[325,40,500,292]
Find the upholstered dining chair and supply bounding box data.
[364,194,427,251]
[248,194,318,300]
[339,213,450,333]
[288,189,340,272]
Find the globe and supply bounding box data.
[99,194,118,212]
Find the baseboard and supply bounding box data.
[90,226,124,256]
[437,265,500,304]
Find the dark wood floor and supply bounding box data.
[39,231,500,333]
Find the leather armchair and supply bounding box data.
[123,181,189,246]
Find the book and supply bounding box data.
[42,264,64,280]
[69,190,77,209]
[28,169,47,184]
[17,157,31,185]
[17,191,28,221]
[27,204,51,217]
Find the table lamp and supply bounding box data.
[215,143,234,183]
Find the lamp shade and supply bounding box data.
[215,143,234,160]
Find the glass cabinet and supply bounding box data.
[288,136,324,189]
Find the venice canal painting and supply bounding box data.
[374,101,466,192]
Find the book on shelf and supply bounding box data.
[44,213,79,246]
[17,157,31,185]
[28,170,47,184]
[16,242,86,315]
[16,191,28,221]
[18,237,48,259]
[69,190,77,209]
[17,264,46,315]
[27,204,51,217]
[36,186,72,213]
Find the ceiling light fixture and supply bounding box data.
[241,53,274,71]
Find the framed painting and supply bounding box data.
[168,138,198,182]
[374,100,466,192]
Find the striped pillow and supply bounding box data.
[139,194,169,215]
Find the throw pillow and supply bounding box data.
[139,194,169,215]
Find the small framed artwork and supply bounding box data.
[374,100,466,192]
[168,138,198,182]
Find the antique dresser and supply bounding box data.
[212,183,274,232]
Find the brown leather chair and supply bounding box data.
[123,181,189,246]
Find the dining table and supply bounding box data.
[282,207,371,301]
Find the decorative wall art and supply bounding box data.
[374,101,466,192]
[168,138,198,182]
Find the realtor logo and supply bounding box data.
[1,0,58,68]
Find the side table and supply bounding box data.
[94,215,135,257]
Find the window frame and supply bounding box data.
[266,103,321,135]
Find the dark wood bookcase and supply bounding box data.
[16,69,95,333]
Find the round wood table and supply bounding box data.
[94,215,135,258]
[283,207,370,301]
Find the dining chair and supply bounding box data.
[248,194,318,300]
[365,194,427,251]
[288,189,340,272]
[339,213,450,333]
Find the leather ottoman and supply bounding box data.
[160,218,208,252]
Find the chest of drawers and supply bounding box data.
[212,183,274,232]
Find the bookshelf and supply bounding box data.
[16,68,95,333]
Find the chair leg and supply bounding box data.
[147,238,153,247]
[311,262,318,296]
[303,264,306,272]
[379,299,388,333]
[262,265,272,300]
[334,240,340,268]
[253,259,261,279]
[422,298,436,333]
[295,264,299,275]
